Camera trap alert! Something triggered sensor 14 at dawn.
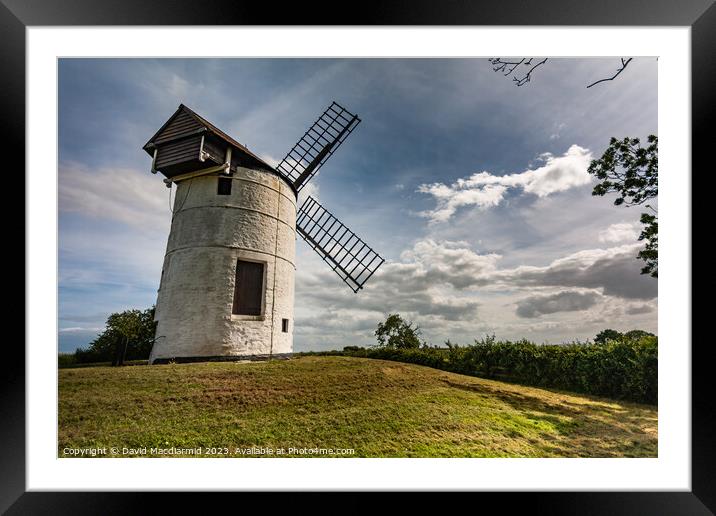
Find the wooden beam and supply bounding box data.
[150,148,158,174]
[163,162,229,185]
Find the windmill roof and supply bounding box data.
[142,104,277,173]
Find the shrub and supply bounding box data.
[73,307,157,364]
[595,329,623,344]
[624,329,655,341]
[58,353,77,368]
[351,335,657,404]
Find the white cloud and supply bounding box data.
[516,290,601,318]
[259,153,280,168]
[58,161,171,304]
[393,239,502,290]
[549,122,566,140]
[167,73,190,99]
[598,222,641,243]
[300,239,654,324]
[373,238,656,301]
[294,236,657,349]
[296,238,491,327]
[59,161,169,232]
[297,180,320,206]
[493,243,657,300]
[418,145,593,222]
[417,183,506,223]
[533,152,554,164]
[58,326,103,333]
[624,303,655,315]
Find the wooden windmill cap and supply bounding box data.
[143,104,295,194]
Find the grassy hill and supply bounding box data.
[58,356,657,458]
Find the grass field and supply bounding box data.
[58,356,657,458]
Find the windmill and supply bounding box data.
[142,102,384,364]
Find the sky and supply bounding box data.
[58,57,658,353]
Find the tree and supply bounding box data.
[374,314,423,349]
[623,329,656,341]
[594,329,623,344]
[588,135,658,278]
[75,306,157,363]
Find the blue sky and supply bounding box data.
[58,58,658,353]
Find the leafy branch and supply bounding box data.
[588,135,658,207]
[588,135,658,278]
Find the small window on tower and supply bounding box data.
[218,177,232,195]
[282,319,289,333]
[232,259,264,316]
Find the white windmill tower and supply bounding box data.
[142,102,384,364]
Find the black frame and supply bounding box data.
[7,0,713,513]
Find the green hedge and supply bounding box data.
[305,337,657,404]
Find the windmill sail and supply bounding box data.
[276,102,360,191]
[297,196,384,293]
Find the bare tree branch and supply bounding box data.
[488,57,548,87]
[586,58,633,88]
[514,58,548,86]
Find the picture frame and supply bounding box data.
[6,0,713,511]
